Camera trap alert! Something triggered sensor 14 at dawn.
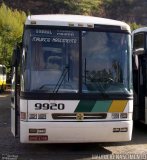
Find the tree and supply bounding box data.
[0,3,26,75]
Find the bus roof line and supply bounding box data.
[26,14,130,32]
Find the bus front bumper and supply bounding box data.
[20,120,133,143]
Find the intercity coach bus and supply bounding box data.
[0,64,6,92]
[132,27,147,124]
[11,15,133,143]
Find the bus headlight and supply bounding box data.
[120,113,128,119]
[111,113,128,119]
[29,114,37,119]
[38,114,46,119]
[111,113,119,119]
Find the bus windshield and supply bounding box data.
[22,28,132,94]
[82,31,131,94]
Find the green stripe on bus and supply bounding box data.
[91,101,112,112]
[74,100,96,112]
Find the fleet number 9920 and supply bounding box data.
[35,103,65,110]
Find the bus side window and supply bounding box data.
[133,33,145,54]
[133,33,145,94]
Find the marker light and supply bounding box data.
[87,24,93,28]
[30,21,36,25]
[20,112,27,121]
[69,23,74,27]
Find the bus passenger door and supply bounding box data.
[138,55,146,122]
[11,67,17,136]
[11,46,20,137]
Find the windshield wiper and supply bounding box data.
[53,65,69,93]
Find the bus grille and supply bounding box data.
[52,113,107,120]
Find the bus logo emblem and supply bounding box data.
[76,113,84,120]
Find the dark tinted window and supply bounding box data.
[133,33,144,50]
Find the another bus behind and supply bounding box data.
[132,27,147,124]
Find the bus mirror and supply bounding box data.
[133,48,144,55]
[12,46,20,67]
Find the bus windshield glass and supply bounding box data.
[22,29,79,93]
[22,28,131,94]
[82,31,131,94]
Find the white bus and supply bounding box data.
[11,15,133,143]
[132,27,147,124]
[0,64,6,92]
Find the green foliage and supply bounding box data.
[63,0,102,15]
[47,0,102,15]
[129,22,142,31]
[0,3,26,74]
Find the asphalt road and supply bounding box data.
[0,92,147,160]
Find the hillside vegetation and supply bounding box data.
[2,0,147,25]
[0,3,26,73]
